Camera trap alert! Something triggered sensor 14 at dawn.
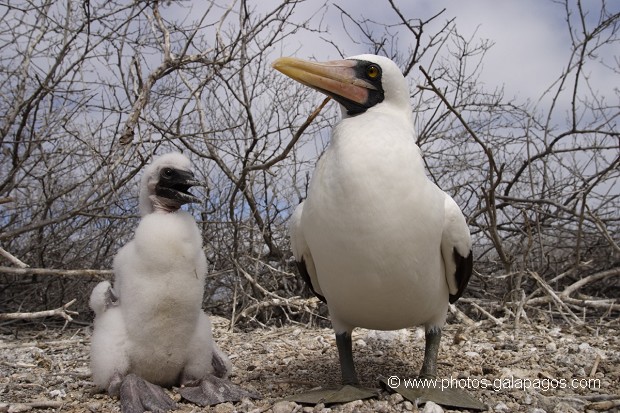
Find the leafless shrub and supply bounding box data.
[0,0,617,329]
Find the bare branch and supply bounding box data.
[0,266,113,278]
[0,247,29,268]
[0,299,78,324]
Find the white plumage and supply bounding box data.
[89,153,254,411]
[274,54,473,400]
[90,210,226,388]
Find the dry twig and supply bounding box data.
[0,246,29,268]
[0,299,78,328]
[587,399,620,411]
[0,401,65,410]
[0,266,112,278]
[527,271,582,325]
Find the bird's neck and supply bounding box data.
[148,195,181,214]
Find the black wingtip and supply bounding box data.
[296,260,327,303]
[448,248,473,304]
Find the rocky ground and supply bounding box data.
[1,316,618,413]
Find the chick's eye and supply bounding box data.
[366,64,380,79]
[161,168,173,178]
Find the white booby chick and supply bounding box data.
[90,152,257,412]
[273,55,474,405]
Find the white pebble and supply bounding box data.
[272,401,299,413]
[49,389,66,399]
[388,392,404,404]
[578,342,591,353]
[494,402,510,412]
[422,401,444,413]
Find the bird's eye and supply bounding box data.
[161,168,174,178]
[366,64,380,79]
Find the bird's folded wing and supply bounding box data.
[290,202,326,303]
[440,194,473,303]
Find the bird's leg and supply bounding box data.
[210,350,229,378]
[119,373,176,413]
[283,331,376,405]
[380,325,487,411]
[178,374,259,407]
[107,372,124,397]
[419,325,442,378]
[336,331,358,385]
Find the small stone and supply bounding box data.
[388,392,404,404]
[341,399,363,413]
[7,404,32,413]
[370,400,390,413]
[49,389,66,399]
[213,402,235,413]
[402,401,414,411]
[553,402,579,413]
[86,402,102,412]
[545,342,557,351]
[422,401,444,413]
[236,398,257,412]
[272,401,299,413]
[494,402,510,412]
[578,342,591,352]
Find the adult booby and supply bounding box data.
[273,55,473,404]
[90,153,257,412]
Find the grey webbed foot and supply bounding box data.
[179,374,259,406]
[284,384,377,405]
[119,373,177,413]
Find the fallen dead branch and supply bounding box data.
[0,401,65,411]
[235,297,321,326]
[527,270,583,325]
[560,267,620,299]
[0,299,78,328]
[587,399,620,411]
[0,266,113,278]
[525,268,620,313]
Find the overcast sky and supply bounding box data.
[271,0,619,108]
[163,1,617,111]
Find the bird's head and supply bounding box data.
[138,152,203,215]
[272,54,411,118]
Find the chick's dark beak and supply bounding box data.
[155,168,203,205]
